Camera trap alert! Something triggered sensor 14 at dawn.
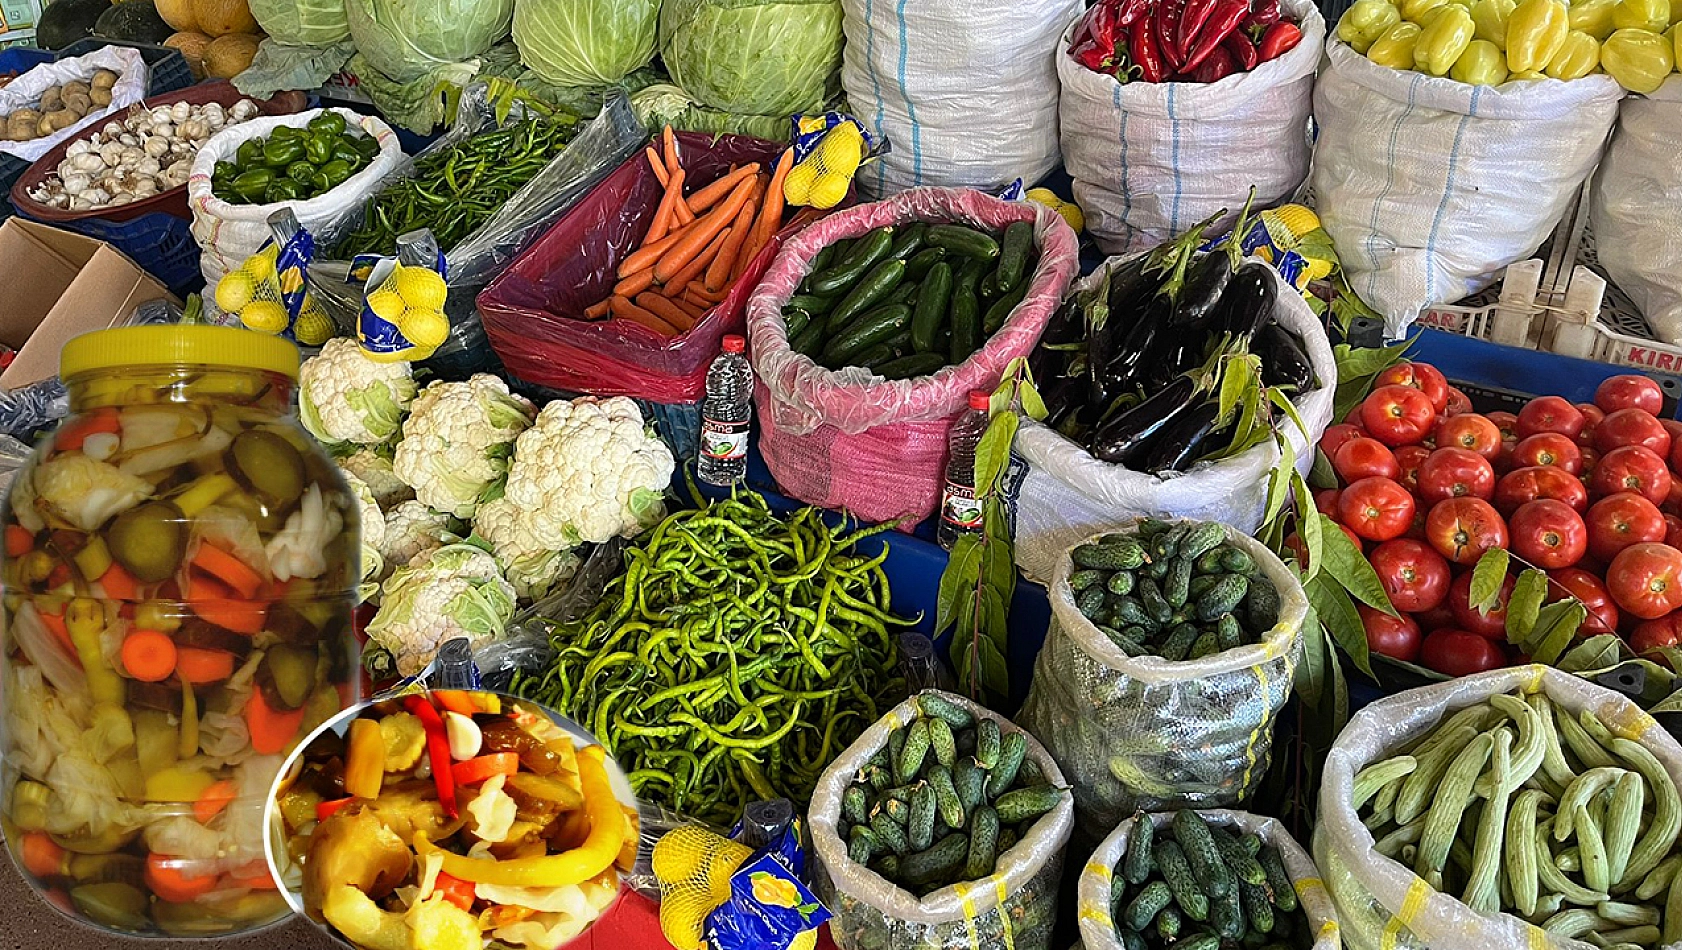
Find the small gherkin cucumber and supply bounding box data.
[976,718,1002,769]
[1070,569,1105,592]
[1245,577,1282,631]
[1106,570,1136,596]
[1124,815,1156,884]
[919,693,974,730]
[994,784,1063,823]
[897,719,932,783]
[965,805,1000,880]
[985,732,1029,799]
[1197,574,1250,622]
[1126,881,1174,931]
[1179,522,1226,561]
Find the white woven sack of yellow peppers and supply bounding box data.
[1317,665,1682,949]
[1312,0,1631,336]
[1593,75,1682,346]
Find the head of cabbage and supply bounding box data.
[250,0,350,46]
[345,0,514,83]
[659,0,842,117]
[512,0,661,87]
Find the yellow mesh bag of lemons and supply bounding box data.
[652,825,818,950]
[365,262,450,356]
[213,245,336,346]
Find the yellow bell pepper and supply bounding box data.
[1451,37,1513,80]
[1510,66,1550,74]
[1545,28,1604,74]
[1341,0,1405,49]
[1602,26,1676,89]
[1473,0,1518,45]
[1369,21,1427,65]
[1615,0,1671,30]
[1403,0,1453,21]
[1673,24,1682,66]
[1418,4,1478,71]
[1508,0,1572,68]
[344,718,385,801]
[1570,0,1620,38]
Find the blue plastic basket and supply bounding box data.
[33,210,204,298]
[0,46,52,78]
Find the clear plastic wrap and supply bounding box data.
[1315,666,1682,950]
[809,690,1074,950]
[744,187,1079,525]
[1011,253,1336,585]
[0,434,30,496]
[1080,810,1341,950]
[477,130,793,403]
[1017,522,1306,840]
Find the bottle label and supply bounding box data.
[702,417,750,462]
[941,482,983,530]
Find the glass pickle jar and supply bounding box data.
[0,326,362,937]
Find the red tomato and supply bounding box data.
[1662,418,1682,450]
[1361,386,1438,447]
[1510,433,1583,474]
[1339,477,1418,542]
[1435,414,1503,460]
[1374,362,1450,413]
[1666,478,1682,516]
[1320,423,1366,460]
[1369,538,1452,612]
[1358,604,1422,662]
[1595,374,1666,415]
[1576,403,1605,448]
[1420,629,1508,676]
[1425,497,1509,565]
[1606,542,1682,619]
[1415,601,1459,632]
[1444,386,1474,417]
[1495,466,1590,515]
[1548,567,1619,635]
[1487,411,1520,442]
[1508,499,1588,569]
[1630,613,1682,655]
[1493,440,1518,476]
[1517,396,1586,440]
[1395,445,1431,494]
[1449,570,1517,639]
[1580,446,1601,477]
[1665,513,1682,548]
[1333,437,1401,483]
[1585,492,1667,563]
[1344,405,1365,427]
[1285,524,1364,569]
[1595,408,1672,457]
[1416,448,1497,505]
[1590,445,1673,506]
[1314,489,1342,518]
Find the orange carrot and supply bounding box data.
[609,295,679,336]
[190,597,267,636]
[121,629,177,683]
[619,227,688,278]
[645,167,687,247]
[635,292,698,333]
[662,126,679,177]
[245,688,306,755]
[176,647,236,684]
[38,610,76,660]
[613,268,656,300]
[433,689,479,716]
[687,281,727,304]
[20,833,65,878]
[645,146,669,188]
[54,407,119,452]
[98,563,139,601]
[667,295,707,322]
[662,227,731,296]
[653,177,757,284]
[145,853,218,903]
[226,860,278,890]
[738,147,793,278]
[583,300,611,320]
[5,525,33,558]
[688,164,762,214]
[682,287,719,312]
[674,195,695,226]
[191,544,263,600]
[193,780,238,824]
[450,752,519,786]
[706,183,763,294]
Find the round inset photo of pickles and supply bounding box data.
[266,689,636,950]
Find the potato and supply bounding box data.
[43,110,79,133]
[63,94,92,117]
[61,81,89,99]
[35,114,52,138]
[90,70,118,91]
[39,88,61,112]
[88,87,111,108]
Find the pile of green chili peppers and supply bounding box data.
[509,493,910,826]
[212,112,379,205]
[334,113,580,258]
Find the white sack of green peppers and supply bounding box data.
[1018,518,1306,839]
[1316,665,1682,950]
[1079,809,1342,950]
[809,690,1074,950]
[1012,213,1335,584]
[1057,0,1324,254]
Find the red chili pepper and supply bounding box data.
[1155,0,1189,68]
[404,695,458,819]
[1177,0,1222,63]
[1071,4,1098,47]
[1182,0,1249,72]
[1223,30,1260,69]
[1248,0,1283,26]
[1130,9,1170,81]
[1190,44,1240,82]
[1117,0,1154,28]
[1257,20,1303,61]
[315,797,353,822]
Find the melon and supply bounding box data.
[95,1,175,44]
[37,0,113,50]
[193,0,257,37]
[164,31,213,79]
[203,32,260,79]
[155,0,197,32]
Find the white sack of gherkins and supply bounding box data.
[1011,255,1334,585]
[1078,810,1341,950]
[1317,665,1682,950]
[1057,0,1324,255]
[809,690,1075,950]
[1592,77,1682,346]
[839,0,1081,196]
[1017,521,1306,841]
[1311,37,1622,336]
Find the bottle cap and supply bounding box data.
[62,325,300,381]
[723,335,746,354]
[968,390,991,411]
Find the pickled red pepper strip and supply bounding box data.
[405,696,457,818]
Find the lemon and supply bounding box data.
[214,272,256,314]
[652,826,715,884]
[782,162,820,206]
[242,248,277,285]
[393,266,448,311]
[294,307,335,346]
[240,300,289,334]
[656,885,714,950]
[702,839,753,902]
[366,288,406,323]
[400,309,449,349]
[807,172,850,211]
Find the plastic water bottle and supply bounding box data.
[938,390,992,550]
[698,334,752,486]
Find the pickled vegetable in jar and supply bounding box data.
[0,326,362,938]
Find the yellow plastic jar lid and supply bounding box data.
[60,325,300,381]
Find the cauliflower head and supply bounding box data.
[504,397,673,546]
[340,468,386,586]
[33,453,153,530]
[472,497,581,602]
[340,444,413,510]
[299,339,418,446]
[394,376,536,519]
[366,543,516,676]
[380,501,463,574]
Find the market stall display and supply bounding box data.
[209,110,379,204]
[0,45,147,163]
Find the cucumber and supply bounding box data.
[996,221,1034,293]
[1126,881,1174,931]
[1179,522,1226,562]
[811,228,894,295]
[787,293,834,315]
[1106,571,1136,596]
[928,718,957,770]
[904,247,945,280]
[1138,578,1173,625]
[823,304,914,365]
[1070,569,1105,592]
[927,765,965,830]
[976,719,1002,769]
[1118,929,1148,950]
[953,758,984,812]
[897,718,932,784]
[1240,880,1276,934]
[926,224,1000,261]
[1260,847,1297,912]
[1174,810,1234,899]
[965,805,1000,880]
[886,223,927,262]
[948,265,982,365]
[1245,577,1281,632]
[1165,556,1194,608]
[908,784,937,851]
[1125,815,1156,884]
[885,280,920,307]
[1188,631,1221,660]
[848,830,875,865]
[870,812,909,855]
[1156,905,1184,943]
[1216,613,1244,651]
[825,258,907,333]
[1156,840,1210,921]
[1214,827,1267,885]
[1196,575,1250,622]
[843,784,870,825]
[888,728,906,772]
[982,280,1030,335]
[877,352,946,381]
[784,309,811,339]
[919,694,974,730]
[1168,936,1219,950]
[1188,573,1223,601]
[902,833,968,888]
[1074,540,1148,570]
[1220,546,1257,574]
[1160,624,1200,661]
[1111,597,1152,629]
[1211,886,1245,942]
[985,733,1029,799]
[1077,586,1106,620]
[911,261,953,354]
[790,318,824,357]
[806,242,838,277]
[994,785,1062,823]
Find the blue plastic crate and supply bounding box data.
[0,46,52,77]
[35,210,204,299]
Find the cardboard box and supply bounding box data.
[0,218,177,389]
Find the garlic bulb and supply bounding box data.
[98,141,124,166]
[143,136,169,158]
[69,152,103,173]
[66,139,90,158]
[169,101,191,123]
[61,173,90,195]
[231,100,258,121]
[178,118,208,141]
[101,121,122,138]
[151,122,173,141]
[119,146,144,167]
[131,179,159,198]
[135,156,161,177]
[82,187,110,205]
[118,132,139,147]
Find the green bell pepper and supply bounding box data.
[307,111,346,139]
[212,160,238,185]
[235,140,263,169]
[352,133,379,158]
[263,138,305,168]
[232,168,275,203]
[286,160,317,183]
[331,139,363,167]
[304,132,335,166]
[265,178,305,203]
[320,159,354,189]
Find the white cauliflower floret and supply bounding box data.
[340,468,386,587]
[381,501,462,574]
[394,375,536,519]
[299,339,417,446]
[340,444,413,509]
[472,496,580,602]
[33,454,153,530]
[503,397,673,547]
[366,543,516,676]
[265,484,345,582]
